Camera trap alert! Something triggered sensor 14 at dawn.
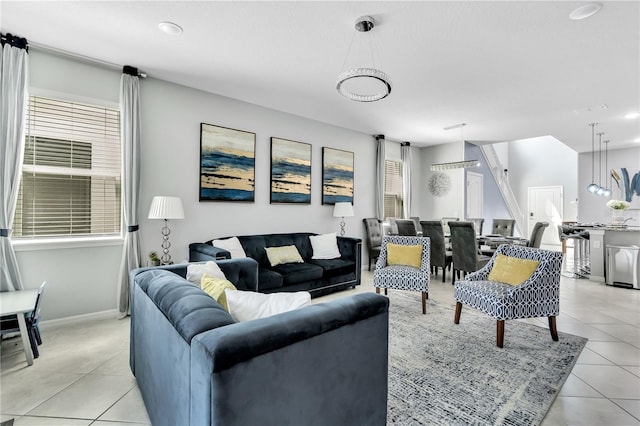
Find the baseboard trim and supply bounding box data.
[40,309,121,330]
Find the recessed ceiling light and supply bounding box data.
[159,22,183,35]
[569,3,603,20]
[635,137,640,143]
[624,112,639,119]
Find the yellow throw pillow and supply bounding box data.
[487,254,540,286]
[386,243,423,269]
[200,273,237,311]
[264,245,304,267]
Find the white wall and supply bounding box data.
[15,50,377,321]
[578,146,640,224]
[507,136,579,224]
[417,142,465,220]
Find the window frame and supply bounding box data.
[12,88,124,250]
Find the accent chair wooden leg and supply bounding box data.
[421,292,427,314]
[368,259,372,271]
[497,320,505,348]
[375,287,380,294]
[454,302,462,324]
[549,316,559,341]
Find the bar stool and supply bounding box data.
[557,225,590,278]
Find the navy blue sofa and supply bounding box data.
[189,232,362,297]
[129,260,389,426]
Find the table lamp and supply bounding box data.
[333,202,354,236]
[148,196,184,264]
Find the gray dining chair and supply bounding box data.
[449,222,491,284]
[396,219,418,236]
[362,218,383,271]
[491,219,516,237]
[527,221,549,248]
[441,217,459,237]
[420,220,453,282]
[467,218,484,236]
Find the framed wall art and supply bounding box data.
[199,123,255,202]
[322,147,354,205]
[270,137,312,204]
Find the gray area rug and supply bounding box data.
[387,291,588,425]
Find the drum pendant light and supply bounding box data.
[586,123,599,193]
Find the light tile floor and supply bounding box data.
[1,270,639,425]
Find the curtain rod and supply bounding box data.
[29,41,147,77]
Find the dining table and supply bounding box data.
[478,235,528,251]
[0,289,39,366]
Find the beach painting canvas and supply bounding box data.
[200,123,255,202]
[322,147,354,205]
[270,137,312,204]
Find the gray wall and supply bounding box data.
[578,146,640,224]
[16,50,376,321]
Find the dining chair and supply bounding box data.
[526,221,549,248]
[396,219,418,236]
[441,217,459,237]
[467,218,484,236]
[373,236,430,314]
[387,218,399,235]
[0,281,47,358]
[449,222,491,284]
[491,219,516,237]
[420,220,453,282]
[410,217,421,235]
[453,245,563,347]
[362,218,383,271]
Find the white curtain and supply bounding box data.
[375,135,386,220]
[401,142,412,219]
[0,35,29,292]
[117,68,142,316]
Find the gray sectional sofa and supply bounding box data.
[129,260,389,426]
[189,232,361,297]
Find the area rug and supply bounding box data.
[386,291,588,425]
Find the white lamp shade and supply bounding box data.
[333,202,354,218]
[148,196,185,220]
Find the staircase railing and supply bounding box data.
[479,145,526,235]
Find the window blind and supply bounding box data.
[13,96,122,238]
[384,160,403,219]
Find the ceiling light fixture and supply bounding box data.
[159,21,183,35]
[430,160,480,171]
[569,3,603,20]
[586,122,599,193]
[336,15,392,102]
[625,112,639,119]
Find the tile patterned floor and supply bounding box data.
[1,271,638,425]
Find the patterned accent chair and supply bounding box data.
[396,219,418,236]
[453,245,564,348]
[362,218,383,271]
[491,219,516,237]
[373,236,431,314]
[420,220,453,282]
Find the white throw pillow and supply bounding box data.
[225,289,311,322]
[309,232,341,260]
[212,237,246,259]
[186,261,226,285]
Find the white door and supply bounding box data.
[466,172,483,218]
[527,186,563,246]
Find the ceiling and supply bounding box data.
[2,1,639,153]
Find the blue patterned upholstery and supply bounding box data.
[454,244,564,347]
[374,236,431,314]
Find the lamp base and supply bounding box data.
[339,218,346,237]
[160,219,173,265]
